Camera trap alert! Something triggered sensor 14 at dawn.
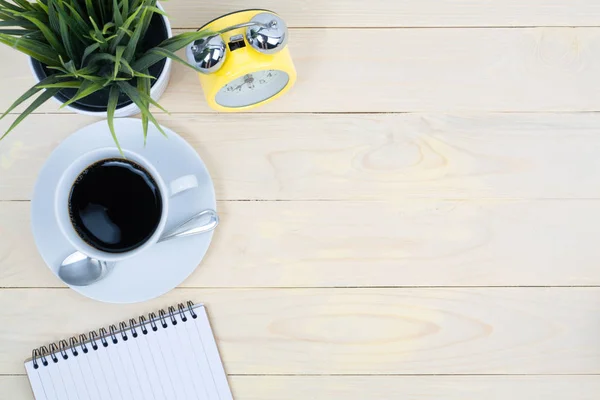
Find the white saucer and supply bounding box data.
[31,118,216,304]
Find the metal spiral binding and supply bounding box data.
[31,301,197,369]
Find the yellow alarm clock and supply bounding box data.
[185,10,297,112]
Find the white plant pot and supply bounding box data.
[28,2,173,118]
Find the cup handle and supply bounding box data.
[169,175,199,197]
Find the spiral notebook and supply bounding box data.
[24,302,233,400]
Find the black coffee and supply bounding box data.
[69,158,163,253]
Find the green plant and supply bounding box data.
[0,0,212,150]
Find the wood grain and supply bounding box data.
[1,288,600,375]
[3,113,600,201]
[161,0,600,28]
[0,2,598,397]
[2,199,600,288]
[2,28,600,114]
[3,375,600,400]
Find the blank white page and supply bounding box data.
[25,303,233,400]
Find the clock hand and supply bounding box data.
[232,75,256,91]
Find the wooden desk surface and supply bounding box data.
[1,1,600,398]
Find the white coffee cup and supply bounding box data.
[55,147,198,262]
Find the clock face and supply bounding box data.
[215,69,290,108]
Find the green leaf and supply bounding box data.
[36,81,82,89]
[91,33,117,46]
[54,63,103,81]
[1,89,60,140]
[0,29,28,35]
[131,0,144,10]
[121,0,129,19]
[97,0,107,24]
[113,45,125,79]
[50,63,99,79]
[0,74,61,121]
[117,81,167,137]
[88,15,103,37]
[0,1,23,13]
[47,65,69,74]
[58,12,77,65]
[132,70,154,79]
[88,49,134,80]
[86,52,117,66]
[0,10,17,21]
[11,0,35,11]
[20,13,66,55]
[56,73,105,82]
[67,0,86,20]
[137,69,150,144]
[106,85,123,154]
[117,26,132,37]
[81,42,100,66]
[137,0,157,41]
[102,22,114,34]
[133,30,214,71]
[148,47,203,72]
[46,0,60,35]
[5,9,48,21]
[122,6,146,61]
[159,31,215,51]
[60,80,104,108]
[0,33,60,66]
[0,20,35,28]
[112,0,123,26]
[85,0,98,22]
[34,0,48,13]
[139,88,169,114]
[53,2,88,39]
[118,57,135,76]
[145,6,167,17]
[73,64,101,76]
[62,2,92,33]
[109,4,142,54]
[22,31,44,41]
[60,57,77,74]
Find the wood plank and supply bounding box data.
[1,288,599,375]
[2,28,600,113]
[161,0,600,28]
[3,199,600,288]
[3,375,600,400]
[0,377,32,400]
[3,113,600,201]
